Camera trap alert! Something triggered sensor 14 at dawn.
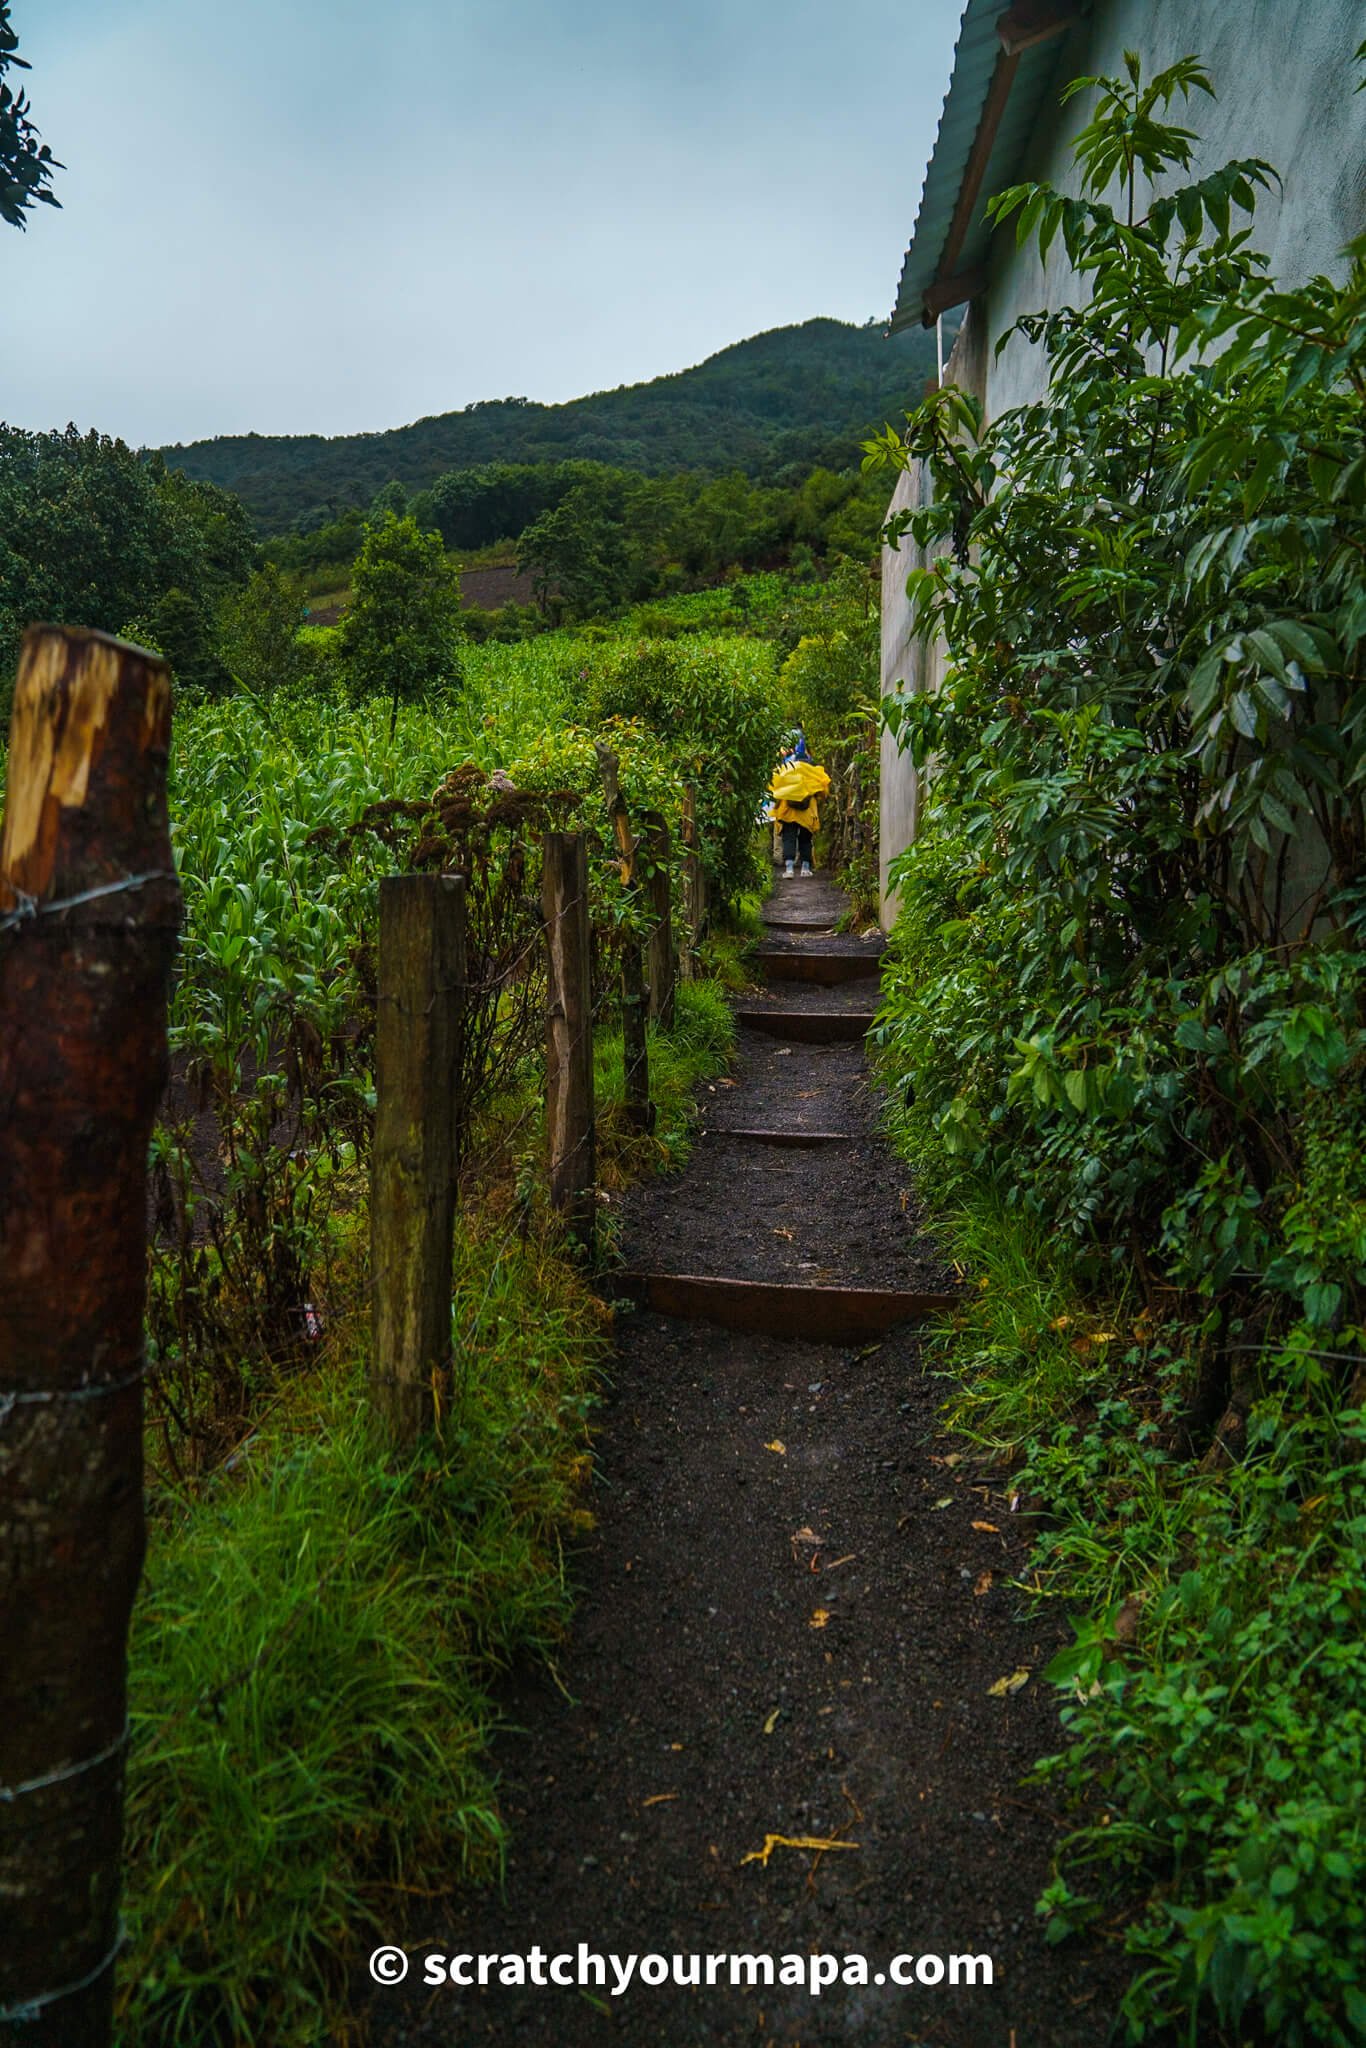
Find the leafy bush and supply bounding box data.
[870,49,1365,1351]
[869,51,1366,2045]
[586,636,784,900]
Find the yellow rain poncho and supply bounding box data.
[769,758,831,832]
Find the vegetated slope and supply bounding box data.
[161,318,941,535]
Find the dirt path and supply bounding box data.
[365,875,1125,2047]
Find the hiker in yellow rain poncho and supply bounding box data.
[768,730,830,877]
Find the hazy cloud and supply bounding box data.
[1,0,961,446]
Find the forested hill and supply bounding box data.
[162,317,939,535]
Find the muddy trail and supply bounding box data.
[364,872,1126,2048]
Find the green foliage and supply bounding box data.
[1034,1402,1366,2048]
[0,0,60,229]
[120,1229,608,2047]
[869,54,1366,2045]
[126,586,233,699]
[776,560,881,906]
[0,426,255,710]
[119,624,744,2041]
[218,562,308,698]
[870,51,1366,1311]
[587,637,785,901]
[162,318,943,535]
[517,470,647,618]
[337,512,463,731]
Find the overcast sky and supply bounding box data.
[1,0,962,448]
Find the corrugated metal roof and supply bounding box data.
[889,0,1078,332]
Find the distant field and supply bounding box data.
[301,556,536,626]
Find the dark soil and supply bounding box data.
[459,562,540,610]
[622,1037,948,1292]
[741,979,881,1016]
[755,930,885,957]
[360,873,1128,2048]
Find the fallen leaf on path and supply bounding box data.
[933,1496,955,1510]
[973,1571,993,1596]
[972,1520,1000,1533]
[643,1792,679,1807]
[987,1668,1031,1697]
[763,1707,781,1736]
[791,1526,824,1547]
[765,1440,787,1456]
[772,1227,795,1241]
[809,1608,832,1629]
[740,1833,859,1868]
[774,1048,792,1057]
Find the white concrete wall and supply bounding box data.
[879,459,928,928]
[878,0,1366,922]
[988,0,1366,417]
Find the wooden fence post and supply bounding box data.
[542,832,595,1247]
[370,873,464,1448]
[0,626,180,2048]
[681,782,707,978]
[641,810,675,1029]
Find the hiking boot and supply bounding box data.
[783,860,795,877]
[800,862,814,877]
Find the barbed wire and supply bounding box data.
[0,1722,129,1805]
[0,1921,125,2023]
[0,869,177,936]
[0,1358,153,1429]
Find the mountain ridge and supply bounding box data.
[162,316,940,535]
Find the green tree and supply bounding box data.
[338,512,463,732]
[0,426,255,712]
[517,481,631,618]
[129,586,232,698]
[1,0,61,229]
[366,479,409,524]
[220,563,307,696]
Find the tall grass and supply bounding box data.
[118,974,736,2047]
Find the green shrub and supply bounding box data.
[870,50,1366,2046]
[586,636,784,901]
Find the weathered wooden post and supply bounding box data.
[370,873,464,1447]
[542,832,595,1247]
[0,627,180,2048]
[641,810,675,1030]
[681,782,707,978]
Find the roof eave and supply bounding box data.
[889,0,1083,333]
